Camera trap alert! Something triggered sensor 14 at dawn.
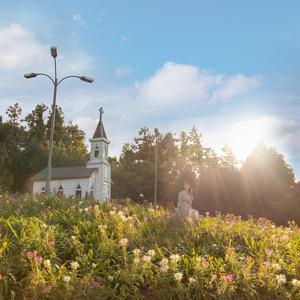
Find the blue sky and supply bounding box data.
[0,0,300,179]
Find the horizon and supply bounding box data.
[0,0,299,179]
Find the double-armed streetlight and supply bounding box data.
[24,47,94,195]
[154,128,159,206]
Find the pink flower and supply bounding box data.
[265,249,273,256]
[27,251,36,259]
[35,256,43,263]
[220,274,234,281]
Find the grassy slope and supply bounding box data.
[0,194,299,299]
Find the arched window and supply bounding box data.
[41,186,45,195]
[90,185,94,197]
[94,146,99,158]
[75,184,82,199]
[58,185,64,197]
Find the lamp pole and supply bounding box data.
[154,128,159,206]
[24,47,94,195]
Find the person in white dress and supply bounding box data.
[177,182,202,220]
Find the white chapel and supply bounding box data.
[31,108,111,202]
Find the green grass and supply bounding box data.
[0,194,299,299]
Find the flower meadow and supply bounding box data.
[0,195,300,299]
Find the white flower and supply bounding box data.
[276,274,286,285]
[71,235,76,241]
[79,201,83,205]
[120,215,127,222]
[160,258,169,272]
[98,224,107,230]
[147,249,155,257]
[174,272,183,282]
[133,248,141,256]
[133,257,140,264]
[63,276,71,283]
[143,255,151,262]
[84,207,89,212]
[110,211,116,216]
[189,277,196,285]
[108,275,113,281]
[70,261,79,270]
[292,279,300,288]
[272,263,281,271]
[170,254,181,262]
[92,263,97,268]
[44,259,51,268]
[78,208,83,213]
[119,238,128,246]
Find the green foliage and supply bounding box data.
[0,195,300,299]
[0,103,88,192]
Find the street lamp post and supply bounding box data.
[154,128,159,206]
[24,46,94,195]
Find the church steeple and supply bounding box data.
[93,107,107,139]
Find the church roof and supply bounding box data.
[93,121,107,139]
[93,107,107,139]
[31,166,98,181]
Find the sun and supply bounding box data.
[221,118,274,161]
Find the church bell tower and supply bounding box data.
[87,108,111,201]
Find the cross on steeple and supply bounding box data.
[99,107,104,122]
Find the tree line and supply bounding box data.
[1,103,299,224]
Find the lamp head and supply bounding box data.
[50,47,57,58]
[24,73,37,79]
[80,76,94,83]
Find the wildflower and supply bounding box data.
[92,263,97,268]
[291,279,300,288]
[44,259,51,269]
[79,201,83,205]
[170,254,181,262]
[160,258,169,272]
[63,276,71,283]
[265,249,273,256]
[71,261,80,270]
[78,208,83,213]
[276,274,286,286]
[84,207,89,212]
[220,274,234,282]
[108,275,113,281]
[143,255,151,262]
[133,257,140,264]
[174,272,183,282]
[133,248,141,256]
[98,224,107,230]
[140,193,144,198]
[147,249,155,257]
[272,263,281,271]
[189,277,196,285]
[210,274,217,282]
[109,211,116,216]
[27,251,36,259]
[119,238,128,246]
[71,235,76,241]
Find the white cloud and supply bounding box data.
[115,65,133,78]
[72,14,86,26]
[135,62,262,109]
[0,23,49,70]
